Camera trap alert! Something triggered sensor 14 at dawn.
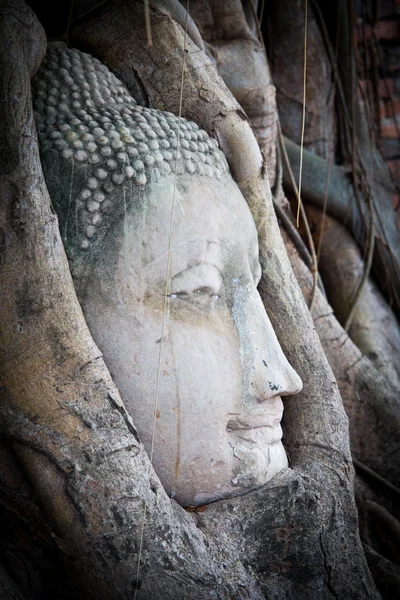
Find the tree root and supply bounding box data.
[282,136,400,319]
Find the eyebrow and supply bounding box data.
[141,233,259,286]
[141,238,222,271]
[170,261,224,281]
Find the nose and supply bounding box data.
[235,284,303,403]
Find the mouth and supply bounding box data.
[227,423,284,445]
[226,419,282,431]
[226,405,283,432]
[225,397,284,439]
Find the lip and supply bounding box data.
[226,420,281,431]
[229,424,284,445]
[226,399,284,431]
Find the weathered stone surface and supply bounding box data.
[33,46,228,261]
[33,46,302,508]
[0,2,382,598]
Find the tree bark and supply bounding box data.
[266,0,336,161]
[0,3,266,598]
[0,0,381,598]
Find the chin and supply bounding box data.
[231,439,288,487]
[184,441,289,507]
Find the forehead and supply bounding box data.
[33,47,231,260]
[125,173,259,273]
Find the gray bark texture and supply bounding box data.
[264,2,400,596]
[272,0,400,322]
[0,0,382,598]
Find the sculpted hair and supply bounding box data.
[32,47,229,273]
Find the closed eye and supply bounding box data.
[194,286,219,298]
[167,291,187,299]
[166,263,223,305]
[168,287,220,300]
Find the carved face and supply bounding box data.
[33,45,302,506]
[80,172,302,506]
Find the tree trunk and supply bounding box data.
[0,0,388,598]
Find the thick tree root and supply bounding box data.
[283,229,400,489]
[0,1,381,597]
[305,205,400,388]
[282,137,400,319]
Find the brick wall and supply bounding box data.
[357,0,400,212]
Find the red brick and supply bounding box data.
[375,20,400,40]
[388,159,400,181]
[378,78,395,98]
[392,194,400,211]
[379,0,397,18]
[356,22,372,44]
[381,96,400,118]
[357,18,400,42]
[386,61,400,74]
[382,46,400,73]
[380,100,386,120]
[358,79,367,93]
[379,99,384,119]
[380,137,400,157]
[380,117,400,137]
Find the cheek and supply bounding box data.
[129,307,242,426]
[90,299,244,463]
[165,314,243,414]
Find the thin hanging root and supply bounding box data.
[248,0,264,45]
[297,0,308,228]
[253,0,317,307]
[273,198,325,298]
[353,458,400,499]
[370,33,400,200]
[62,0,75,44]
[273,140,325,297]
[365,501,400,547]
[316,153,333,263]
[65,156,75,244]
[310,155,332,308]
[316,5,337,267]
[344,235,375,331]
[346,33,376,334]
[144,0,153,47]
[134,1,189,596]
[316,0,400,315]
[344,180,375,332]
[311,0,353,146]
[278,121,319,311]
[292,4,400,317]
[259,0,265,25]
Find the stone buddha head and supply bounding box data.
[33,47,302,507]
